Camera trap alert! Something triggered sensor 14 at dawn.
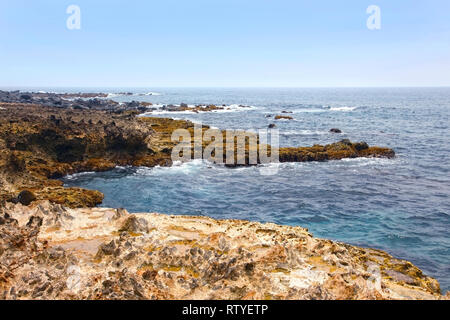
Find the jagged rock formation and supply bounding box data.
[0,103,168,207]
[0,201,447,300]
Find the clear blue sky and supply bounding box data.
[1,0,449,87]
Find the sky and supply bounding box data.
[0,0,449,87]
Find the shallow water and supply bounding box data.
[62,87,450,292]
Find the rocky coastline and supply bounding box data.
[0,201,447,300]
[0,100,395,207]
[0,92,447,300]
[0,91,248,114]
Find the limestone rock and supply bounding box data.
[0,201,445,300]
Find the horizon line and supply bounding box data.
[1,85,450,89]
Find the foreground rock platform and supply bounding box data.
[0,201,447,300]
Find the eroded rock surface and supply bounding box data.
[0,103,168,207]
[0,202,446,300]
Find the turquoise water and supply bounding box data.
[62,88,450,292]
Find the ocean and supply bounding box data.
[57,87,449,292]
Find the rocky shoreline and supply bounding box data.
[0,101,395,207]
[0,90,248,114]
[0,93,447,300]
[0,201,447,300]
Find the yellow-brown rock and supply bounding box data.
[275,115,294,120]
[0,201,446,300]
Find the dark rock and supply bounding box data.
[7,154,26,172]
[268,124,276,129]
[99,241,116,256]
[102,280,114,295]
[244,262,255,275]
[340,139,352,146]
[119,216,148,234]
[354,142,369,151]
[142,270,157,281]
[330,128,342,133]
[26,216,43,229]
[18,190,36,206]
[126,101,140,109]
[124,251,137,261]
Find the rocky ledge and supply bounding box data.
[0,201,447,300]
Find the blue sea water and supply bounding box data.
[60,87,450,292]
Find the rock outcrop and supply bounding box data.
[279,139,395,162]
[0,201,447,300]
[141,117,395,166]
[0,90,146,112]
[0,103,168,207]
[275,115,293,120]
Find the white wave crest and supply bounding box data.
[140,92,162,96]
[135,159,211,176]
[281,130,329,136]
[106,93,122,98]
[335,157,397,166]
[139,104,257,116]
[291,106,357,113]
[329,106,357,112]
[64,171,96,180]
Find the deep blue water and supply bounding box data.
[60,88,450,292]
